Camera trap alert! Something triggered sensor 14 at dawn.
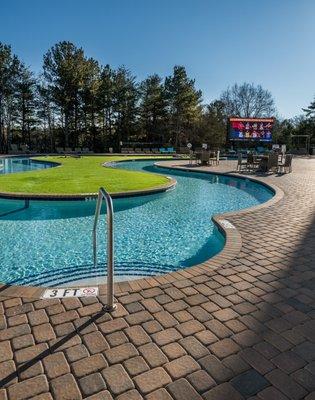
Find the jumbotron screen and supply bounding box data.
[229,117,274,142]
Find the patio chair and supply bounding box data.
[266,153,279,172]
[210,150,220,166]
[195,151,202,165]
[236,153,247,171]
[189,150,197,165]
[200,151,210,165]
[278,154,293,173]
[246,153,259,171]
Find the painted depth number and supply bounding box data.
[41,287,99,299]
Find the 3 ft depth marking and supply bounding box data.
[41,287,99,299]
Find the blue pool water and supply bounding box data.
[0,160,274,286]
[0,157,55,174]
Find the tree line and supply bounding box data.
[0,41,313,153]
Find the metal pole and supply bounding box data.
[93,187,116,312]
[93,191,102,268]
[104,190,115,311]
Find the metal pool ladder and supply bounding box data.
[93,187,117,312]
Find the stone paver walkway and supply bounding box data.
[0,157,314,400]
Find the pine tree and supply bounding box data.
[112,67,138,149]
[0,43,21,151]
[80,58,100,150]
[198,101,226,147]
[16,64,36,147]
[43,41,87,147]
[139,74,167,143]
[165,66,202,147]
[98,65,115,139]
[36,80,56,151]
[303,97,315,121]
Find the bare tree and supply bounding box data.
[220,83,276,118]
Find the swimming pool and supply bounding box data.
[0,160,274,287]
[0,157,55,174]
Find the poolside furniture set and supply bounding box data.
[237,152,293,173]
[190,150,220,166]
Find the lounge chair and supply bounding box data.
[179,147,190,154]
[121,147,131,154]
[56,147,64,154]
[278,154,293,173]
[82,147,93,154]
[256,146,265,154]
[20,144,30,154]
[9,144,20,154]
[151,148,159,154]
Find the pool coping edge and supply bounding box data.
[0,161,284,299]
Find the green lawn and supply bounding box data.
[0,155,171,195]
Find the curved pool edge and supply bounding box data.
[0,156,177,200]
[0,154,61,168]
[0,179,177,201]
[0,162,284,299]
[155,161,284,217]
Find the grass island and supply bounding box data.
[0,155,172,196]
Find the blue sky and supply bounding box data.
[1,0,314,118]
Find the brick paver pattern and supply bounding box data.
[0,158,314,400]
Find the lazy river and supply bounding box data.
[0,159,274,287]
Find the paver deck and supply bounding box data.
[0,157,314,400]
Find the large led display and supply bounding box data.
[229,117,274,141]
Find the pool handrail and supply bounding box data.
[93,187,116,312]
